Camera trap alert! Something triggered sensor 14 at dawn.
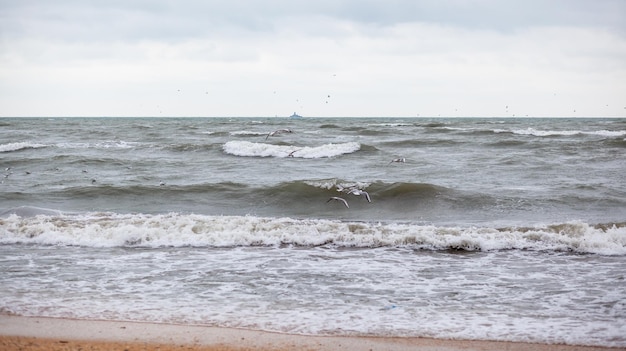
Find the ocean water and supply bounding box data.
[1,117,625,347]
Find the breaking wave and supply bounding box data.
[222,141,361,158]
[1,211,624,255]
[0,142,47,153]
[501,128,626,137]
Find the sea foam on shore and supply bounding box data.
[0,315,619,351]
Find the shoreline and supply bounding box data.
[0,315,620,351]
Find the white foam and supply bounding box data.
[304,179,371,191]
[229,130,267,136]
[1,213,624,255]
[222,141,360,158]
[366,123,413,127]
[510,128,626,137]
[591,130,626,137]
[0,142,47,152]
[2,235,624,347]
[511,128,580,136]
[55,140,140,149]
[92,140,138,149]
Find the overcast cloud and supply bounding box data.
[1,0,625,117]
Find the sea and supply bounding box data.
[1,117,625,347]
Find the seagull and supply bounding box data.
[327,196,349,208]
[349,189,371,203]
[388,158,406,165]
[287,149,301,157]
[265,128,293,140]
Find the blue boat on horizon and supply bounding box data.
[289,112,302,118]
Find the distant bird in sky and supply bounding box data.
[327,196,349,208]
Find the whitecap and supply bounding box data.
[0,142,47,153]
[53,140,141,149]
[1,213,624,255]
[304,179,371,191]
[229,130,267,137]
[588,130,626,137]
[512,128,580,136]
[508,128,626,138]
[222,141,360,158]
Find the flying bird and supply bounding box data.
[265,128,293,140]
[348,189,371,203]
[335,184,347,192]
[287,149,301,157]
[388,158,406,165]
[327,197,349,208]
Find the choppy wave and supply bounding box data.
[0,142,47,153]
[0,206,62,217]
[222,141,361,158]
[366,122,415,127]
[503,128,626,137]
[229,130,268,137]
[55,140,141,149]
[1,211,624,254]
[162,142,223,152]
[303,179,447,197]
[435,126,626,138]
[21,179,460,206]
[4,178,623,226]
[0,140,146,151]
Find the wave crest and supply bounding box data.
[222,141,360,158]
[506,128,626,137]
[0,142,47,153]
[1,213,624,255]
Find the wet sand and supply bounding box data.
[0,315,620,351]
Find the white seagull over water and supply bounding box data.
[335,184,348,193]
[265,128,293,140]
[326,196,349,208]
[348,189,371,202]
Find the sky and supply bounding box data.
[1,0,625,117]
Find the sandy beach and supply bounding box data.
[0,315,621,351]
